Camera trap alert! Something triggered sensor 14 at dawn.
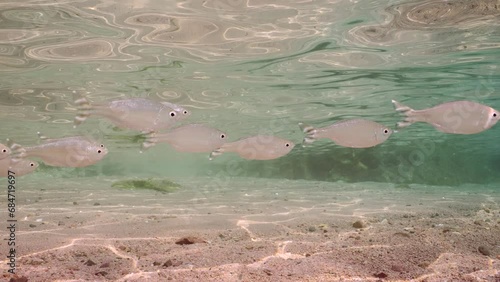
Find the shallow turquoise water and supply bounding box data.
[1,0,499,185]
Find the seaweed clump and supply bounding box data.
[111,178,181,193]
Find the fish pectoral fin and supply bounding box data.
[9,157,23,166]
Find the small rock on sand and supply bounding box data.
[9,276,28,282]
[478,245,491,256]
[352,220,367,228]
[84,259,96,266]
[163,259,182,267]
[175,236,207,245]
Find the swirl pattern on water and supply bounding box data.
[26,39,115,61]
[349,0,500,50]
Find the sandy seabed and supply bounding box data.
[1,176,499,282]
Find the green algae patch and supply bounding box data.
[111,178,181,193]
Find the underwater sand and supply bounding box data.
[1,177,499,281]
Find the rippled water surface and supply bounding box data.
[1,0,500,185]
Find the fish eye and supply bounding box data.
[494,112,498,118]
[285,143,290,147]
[183,110,188,115]
[169,111,176,117]
[97,150,102,154]
[100,144,104,148]
[220,134,225,139]
[383,129,389,134]
[2,149,6,153]
[30,162,35,167]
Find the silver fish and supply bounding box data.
[13,133,108,168]
[142,124,227,153]
[210,135,295,160]
[2,140,38,176]
[299,119,392,148]
[0,143,11,160]
[74,97,190,132]
[0,157,38,177]
[392,100,500,134]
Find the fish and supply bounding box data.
[12,133,108,168]
[1,140,38,177]
[0,139,39,177]
[299,119,392,148]
[392,100,500,134]
[74,96,190,132]
[0,143,11,160]
[142,124,227,153]
[0,157,38,177]
[209,135,295,160]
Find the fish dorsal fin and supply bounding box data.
[37,132,52,143]
[37,132,67,143]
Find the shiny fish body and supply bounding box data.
[75,97,190,132]
[0,157,38,177]
[392,100,500,134]
[142,124,227,152]
[210,135,295,160]
[0,143,11,160]
[17,135,108,168]
[299,119,392,148]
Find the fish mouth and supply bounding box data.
[101,148,109,155]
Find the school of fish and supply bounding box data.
[1,97,498,177]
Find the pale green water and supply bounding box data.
[1,0,500,185]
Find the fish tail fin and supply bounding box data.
[141,131,158,151]
[392,100,417,128]
[209,147,224,160]
[74,92,92,127]
[392,100,414,113]
[298,123,317,147]
[396,121,413,128]
[7,139,27,160]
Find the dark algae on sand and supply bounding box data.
[111,178,181,193]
